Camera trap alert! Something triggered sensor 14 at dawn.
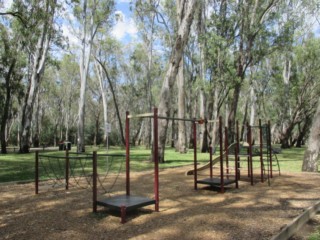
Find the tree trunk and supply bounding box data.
[95,61,109,148]
[249,85,256,126]
[1,60,16,153]
[157,0,198,163]
[199,89,208,152]
[295,118,310,148]
[33,92,40,147]
[302,98,320,172]
[177,58,186,153]
[20,0,55,153]
[95,58,125,145]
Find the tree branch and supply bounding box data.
[0,11,28,27]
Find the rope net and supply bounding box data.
[36,152,127,194]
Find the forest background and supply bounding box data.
[0,0,320,170]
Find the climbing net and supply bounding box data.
[35,151,126,195]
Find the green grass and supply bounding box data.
[275,147,306,172]
[0,145,307,183]
[308,229,320,240]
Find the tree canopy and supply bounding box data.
[0,0,320,169]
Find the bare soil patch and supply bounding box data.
[1,166,320,240]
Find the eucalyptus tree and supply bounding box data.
[86,73,103,146]
[57,54,79,143]
[72,0,114,152]
[121,44,157,146]
[157,0,198,162]
[93,36,125,146]
[0,23,25,153]
[36,66,63,146]
[225,0,281,135]
[302,97,320,172]
[8,0,60,153]
[134,0,174,148]
[277,37,320,148]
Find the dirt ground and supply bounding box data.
[1,166,320,240]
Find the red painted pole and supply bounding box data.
[193,119,197,190]
[125,111,130,195]
[246,122,250,178]
[65,149,69,190]
[35,151,39,194]
[268,120,273,178]
[209,146,213,179]
[235,121,239,188]
[219,116,224,193]
[153,108,159,212]
[259,119,264,183]
[225,126,229,179]
[248,123,253,185]
[92,151,97,213]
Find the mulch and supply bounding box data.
[1,165,320,240]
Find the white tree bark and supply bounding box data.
[94,60,109,148]
[77,0,98,152]
[176,0,187,153]
[199,88,205,150]
[20,0,56,152]
[177,57,186,153]
[302,98,320,172]
[157,0,198,162]
[249,85,256,126]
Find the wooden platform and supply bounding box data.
[96,195,156,223]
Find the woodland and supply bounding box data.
[0,0,320,171]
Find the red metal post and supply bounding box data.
[193,119,197,190]
[259,119,264,182]
[235,121,239,188]
[121,206,127,224]
[248,123,253,185]
[225,126,229,179]
[246,122,250,178]
[65,149,69,190]
[209,146,213,179]
[125,111,130,195]
[35,151,39,194]
[92,151,97,213]
[268,120,273,178]
[219,116,224,193]
[153,108,159,211]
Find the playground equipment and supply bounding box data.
[35,150,126,193]
[35,151,94,194]
[35,107,280,223]
[237,120,280,185]
[185,142,237,176]
[187,117,280,190]
[193,116,239,193]
[92,109,159,223]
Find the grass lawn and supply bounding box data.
[0,145,307,183]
